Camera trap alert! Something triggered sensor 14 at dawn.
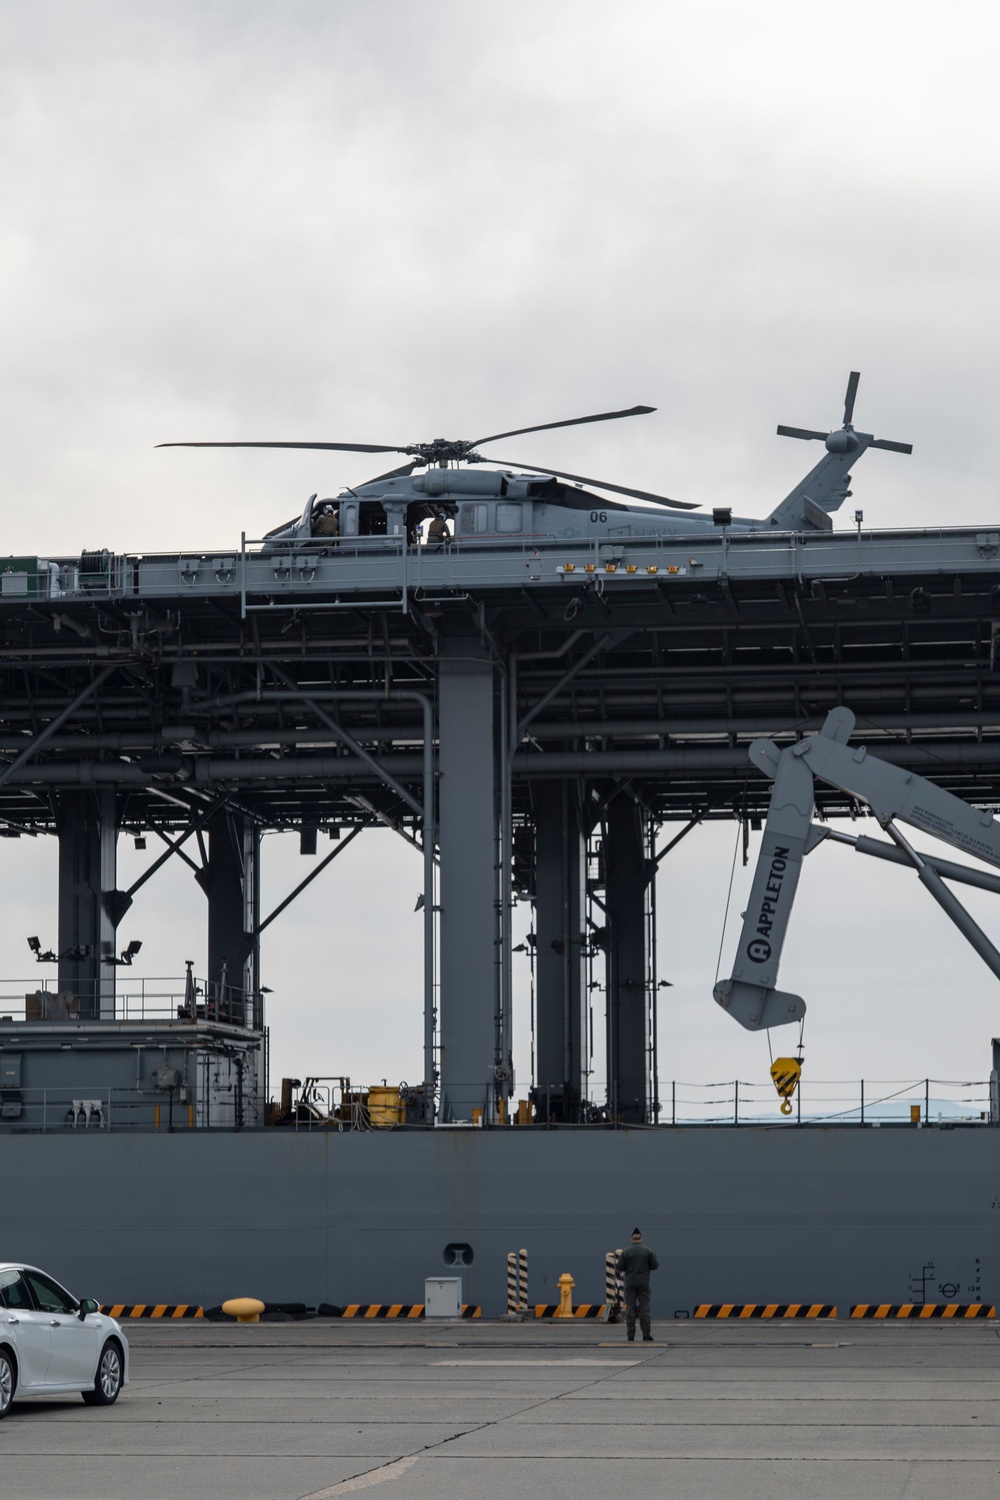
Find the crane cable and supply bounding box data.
[713,811,744,987]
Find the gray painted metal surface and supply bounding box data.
[533,783,586,1117]
[0,1128,993,1316]
[719,705,1000,1032]
[437,641,499,1119]
[20,523,1000,609]
[0,1018,265,1129]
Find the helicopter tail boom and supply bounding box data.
[764,373,911,531]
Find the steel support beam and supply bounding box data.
[13,738,1000,791]
[56,789,117,1018]
[196,811,259,1025]
[605,795,650,1124]
[532,782,586,1121]
[0,666,114,792]
[437,640,498,1121]
[256,826,362,936]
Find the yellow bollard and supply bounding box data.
[554,1273,575,1318]
[221,1297,265,1323]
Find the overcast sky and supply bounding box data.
[2,0,1000,1112]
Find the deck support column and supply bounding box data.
[605,796,650,1123]
[198,812,259,1026]
[438,640,498,1121]
[533,782,586,1121]
[57,789,117,1018]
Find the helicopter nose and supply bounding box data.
[825,429,861,455]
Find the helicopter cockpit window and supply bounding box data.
[495,503,522,534]
[460,504,488,535]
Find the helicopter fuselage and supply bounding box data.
[268,468,797,549]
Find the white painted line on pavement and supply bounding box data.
[432,1359,640,1367]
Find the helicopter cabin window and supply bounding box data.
[495,502,523,533]
[460,503,489,534]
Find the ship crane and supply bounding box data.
[714,706,1000,1031]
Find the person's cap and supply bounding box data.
[631,1227,641,1237]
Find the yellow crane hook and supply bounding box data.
[770,1056,802,1115]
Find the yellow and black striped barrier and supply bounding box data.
[851,1303,996,1319]
[534,1304,605,1319]
[694,1304,837,1319]
[101,1305,204,1319]
[338,1304,482,1319]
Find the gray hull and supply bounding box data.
[5,1127,992,1315]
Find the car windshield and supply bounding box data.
[23,1269,77,1314]
[0,1269,34,1310]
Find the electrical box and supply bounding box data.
[0,1054,23,1119]
[424,1277,461,1318]
[0,558,38,597]
[1,1056,22,1089]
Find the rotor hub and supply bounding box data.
[402,439,481,466]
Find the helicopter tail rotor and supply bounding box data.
[777,371,912,456]
[843,370,860,427]
[776,425,829,442]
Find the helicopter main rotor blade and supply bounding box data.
[156,440,405,454]
[870,438,913,454]
[488,456,699,510]
[472,404,655,448]
[843,371,861,427]
[776,425,829,441]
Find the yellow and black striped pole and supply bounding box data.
[518,1248,528,1312]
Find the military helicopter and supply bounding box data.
[158,373,911,548]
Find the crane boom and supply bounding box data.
[714,707,1000,1031]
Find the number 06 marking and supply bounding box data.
[589,510,608,523]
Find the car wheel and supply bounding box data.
[81,1341,122,1407]
[0,1349,14,1418]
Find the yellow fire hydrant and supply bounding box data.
[554,1273,575,1318]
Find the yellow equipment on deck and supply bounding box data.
[368,1086,405,1126]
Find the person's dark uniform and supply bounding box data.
[617,1228,659,1342]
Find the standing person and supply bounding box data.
[426,512,451,546]
[617,1227,659,1342]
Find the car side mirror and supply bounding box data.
[78,1297,99,1320]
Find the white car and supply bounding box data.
[0,1263,128,1416]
